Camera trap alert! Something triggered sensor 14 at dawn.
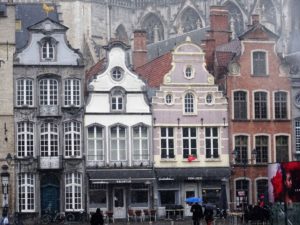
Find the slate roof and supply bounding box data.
[15,3,59,50]
[147,27,209,61]
[215,39,241,67]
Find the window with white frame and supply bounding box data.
[254,91,268,119]
[111,89,125,112]
[16,79,33,106]
[18,173,35,212]
[39,79,58,105]
[40,123,58,157]
[234,135,248,164]
[252,51,267,75]
[295,119,300,153]
[165,94,173,104]
[205,127,219,158]
[161,127,174,159]
[182,127,197,158]
[276,135,289,163]
[184,93,195,113]
[65,172,82,211]
[41,38,56,61]
[256,179,268,200]
[133,125,149,160]
[64,121,81,157]
[64,79,80,107]
[234,91,247,120]
[206,94,213,104]
[255,136,268,163]
[110,125,127,161]
[274,91,288,119]
[17,122,34,157]
[184,66,193,78]
[111,67,123,81]
[87,126,104,161]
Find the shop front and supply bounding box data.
[87,169,155,219]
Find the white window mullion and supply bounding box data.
[70,80,74,105]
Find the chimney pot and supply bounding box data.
[251,14,260,25]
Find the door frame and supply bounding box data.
[113,187,126,219]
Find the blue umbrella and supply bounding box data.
[185,197,202,203]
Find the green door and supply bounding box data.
[41,175,60,214]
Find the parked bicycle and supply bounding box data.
[12,212,24,225]
[65,210,88,222]
[40,210,65,224]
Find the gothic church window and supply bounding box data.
[141,13,164,44]
[180,7,202,33]
[16,78,33,106]
[225,2,244,36]
[115,24,129,44]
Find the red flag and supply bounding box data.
[188,155,197,162]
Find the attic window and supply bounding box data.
[111,67,123,81]
[40,37,57,61]
[252,51,267,76]
[184,65,194,79]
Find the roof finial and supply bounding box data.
[42,3,55,17]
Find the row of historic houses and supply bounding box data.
[0,2,297,223]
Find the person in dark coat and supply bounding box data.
[204,204,214,225]
[90,208,104,225]
[190,202,203,225]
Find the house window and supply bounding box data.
[274,92,287,119]
[185,66,193,78]
[16,79,33,106]
[131,184,148,206]
[165,94,173,104]
[182,127,197,158]
[111,67,123,81]
[276,135,289,163]
[110,125,127,161]
[205,127,219,158]
[40,123,58,157]
[206,94,213,104]
[111,89,124,112]
[65,172,82,211]
[87,126,104,161]
[234,91,247,120]
[234,135,248,164]
[89,183,107,208]
[254,92,268,119]
[64,79,80,106]
[161,127,174,159]
[17,122,34,157]
[184,93,194,113]
[255,136,268,163]
[133,125,149,160]
[295,120,300,153]
[64,121,81,157]
[39,79,58,105]
[159,190,178,206]
[41,39,55,61]
[252,51,267,75]
[256,179,268,200]
[235,180,249,207]
[18,173,35,212]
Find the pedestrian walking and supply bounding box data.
[90,208,104,225]
[190,202,203,225]
[204,204,214,225]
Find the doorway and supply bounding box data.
[113,187,126,218]
[41,174,60,214]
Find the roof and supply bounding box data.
[147,27,209,61]
[135,52,172,88]
[16,3,59,50]
[239,23,279,41]
[86,58,107,81]
[215,39,241,67]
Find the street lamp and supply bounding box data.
[232,148,257,210]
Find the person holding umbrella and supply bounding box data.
[204,202,214,225]
[190,202,203,225]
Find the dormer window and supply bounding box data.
[252,51,267,76]
[111,67,124,81]
[184,65,194,79]
[40,37,57,61]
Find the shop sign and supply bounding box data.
[237,190,245,197]
[187,177,202,180]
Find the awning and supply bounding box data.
[87,169,155,184]
[155,167,231,181]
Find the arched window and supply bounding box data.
[180,7,201,32]
[18,173,35,212]
[234,135,248,163]
[87,125,104,161]
[39,78,58,105]
[274,91,287,119]
[255,135,268,163]
[40,122,58,157]
[184,93,194,113]
[132,125,149,160]
[115,24,129,43]
[254,91,268,119]
[40,37,57,61]
[110,88,125,112]
[141,13,164,43]
[65,172,82,211]
[110,125,127,161]
[64,121,81,157]
[17,121,34,157]
[225,2,244,36]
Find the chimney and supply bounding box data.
[203,6,230,73]
[251,14,260,25]
[133,30,147,69]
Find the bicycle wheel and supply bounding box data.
[40,214,52,225]
[66,213,75,222]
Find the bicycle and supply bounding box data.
[12,212,24,225]
[40,210,65,224]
